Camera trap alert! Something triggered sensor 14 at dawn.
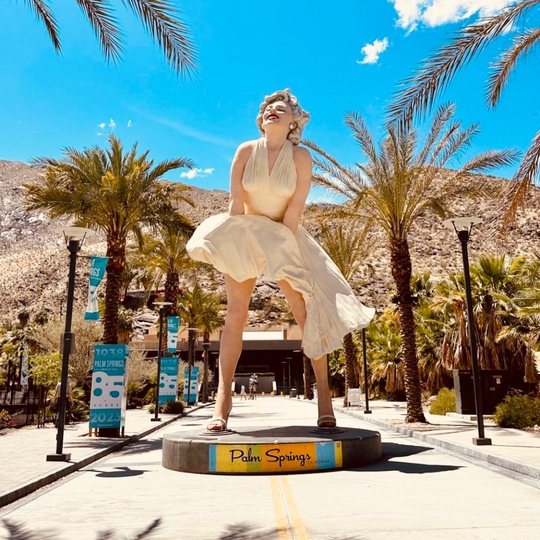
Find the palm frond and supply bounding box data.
[459,148,520,175]
[387,0,539,127]
[503,127,540,225]
[25,0,61,51]
[124,0,197,77]
[415,103,455,166]
[487,27,540,107]
[344,112,379,165]
[76,0,123,63]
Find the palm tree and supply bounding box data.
[21,0,197,76]
[388,0,540,223]
[144,227,193,313]
[317,220,374,406]
[25,134,195,344]
[305,103,517,422]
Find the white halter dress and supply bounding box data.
[186,138,375,359]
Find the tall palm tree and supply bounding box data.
[388,0,540,224]
[21,0,197,75]
[305,103,517,422]
[25,134,195,344]
[317,220,374,406]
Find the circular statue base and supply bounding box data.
[162,425,381,474]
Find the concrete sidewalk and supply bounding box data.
[0,405,209,508]
[1,397,539,509]
[335,398,540,482]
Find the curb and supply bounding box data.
[339,407,540,481]
[0,403,211,509]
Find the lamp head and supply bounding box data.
[55,226,94,251]
[443,217,483,240]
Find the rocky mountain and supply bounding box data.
[1,158,540,330]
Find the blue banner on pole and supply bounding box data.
[183,366,199,405]
[89,344,128,429]
[159,356,179,407]
[85,256,109,320]
[167,316,179,353]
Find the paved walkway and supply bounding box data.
[1,397,539,508]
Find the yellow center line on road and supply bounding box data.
[270,476,310,540]
[270,476,292,540]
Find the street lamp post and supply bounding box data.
[443,217,492,446]
[152,301,173,422]
[202,342,210,403]
[47,226,93,462]
[362,328,371,414]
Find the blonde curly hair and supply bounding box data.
[256,88,310,145]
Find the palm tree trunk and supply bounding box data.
[202,330,210,403]
[162,270,179,353]
[343,332,359,406]
[103,235,126,344]
[390,238,426,423]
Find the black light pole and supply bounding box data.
[47,227,93,462]
[443,217,491,446]
[202,342,210,403]
[362,328,371,414]
[152,301,172,422]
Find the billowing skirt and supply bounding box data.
[186,213,375,359]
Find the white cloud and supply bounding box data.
[127,120,132,127]
[108,118,116,129]
[180,167,215,180]
[390,0,513,32]
[357,37,389,65]
[98,123,106,129]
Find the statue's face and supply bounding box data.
[262,99,294,129]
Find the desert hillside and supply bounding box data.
[1,158,540,328]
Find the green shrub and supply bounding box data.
[429,388,456,415]
[148,400,184,415]
[493,394,540,429]
[162,400,184,414]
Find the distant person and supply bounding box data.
[187,89,375,432]
[248,374,259,400]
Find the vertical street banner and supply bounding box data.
[183,365,199,405]
[159,356,179,407]
[20,344,29,387]
[167,316,179,353]
[89,344,129,429]
[84,256,109,320]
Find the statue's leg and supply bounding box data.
[208,275,256,431]
[276,280,335,426]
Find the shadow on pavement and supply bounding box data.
[0,518,162,539]
[90,466,149,478]
[1,518,366,539]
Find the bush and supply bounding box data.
[0,409,14,429]
[429,388,456,415]
[493,394,540,429]
[148,400,184,415]
[162,400,184,414]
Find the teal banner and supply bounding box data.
[167,316,179,353]
[84,256,109,320]
[183,365,199,405]
[159,356,179,407]
[89,344,128,429]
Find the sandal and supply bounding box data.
[317,415,337,429]
[206,401,233,432]
[206,417,228,432]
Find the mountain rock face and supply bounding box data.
[1,158,540,329]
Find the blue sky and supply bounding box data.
[1,0,537,200]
